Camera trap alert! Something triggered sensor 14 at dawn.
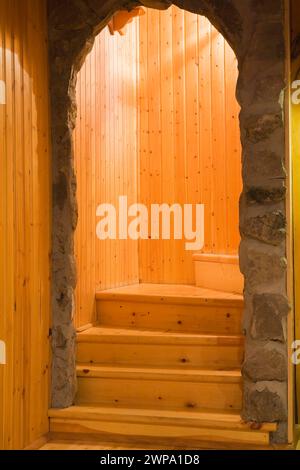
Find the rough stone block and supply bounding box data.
[250,0,283,17]
[242,381,287,422]
[242,344,287,382]
[270,421,288,444]
[240,245,287,289]
[244,114,282,144]
[245,186,286,205]
[237,60,285,109]
[140,0,172,9]
[254,74,285,104]
[51,323,77,408]
[247,21,285,61]
[251,293,289,342]
[243,150,286,184]
[53,173,68,210]
[241,211,286,246]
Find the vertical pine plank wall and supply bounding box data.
[74,6,241,326]
[0,0,51,449]
[74,23,139,328]
[291,0,300,423]
[138,6,241,284]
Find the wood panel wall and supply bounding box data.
[74,6,241,325]
[138,7,241,284]
[0,0,51,449]
[291,0,300,423]
[74,23,139,328]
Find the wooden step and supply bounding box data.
[77,327,244,369]
[76,365,242,411]
[95,284,243,335]
[48,406,277,447]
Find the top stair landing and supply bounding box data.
[95,283,243,335]
[96,283,243,303]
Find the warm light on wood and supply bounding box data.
[75,6,242,329]
[291,0,300,425]
[0,80,5,104]
[138,9,241,284]
[74,21,139,328]
[0,0,51,450]
[0,340,6,365]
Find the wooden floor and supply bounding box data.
[38,435,295,451]
[38,421,300,451]
[39,439,171,450]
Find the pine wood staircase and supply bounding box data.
[49,284,277,448]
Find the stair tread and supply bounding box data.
[78,326,244,346]
[96,283,243,306]
[77,364,242,382]
[48,405,277,433]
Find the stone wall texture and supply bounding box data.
[47,0,289,443]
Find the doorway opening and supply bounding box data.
[61,6,256,446]
[49,0,290,446]
[74,6,242,329]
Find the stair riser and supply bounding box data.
[49,419,270,446]
[96,300,242,335]
[76,377,242,411]
[77,342,243,369]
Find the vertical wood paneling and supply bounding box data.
[74,24,139,328]
[159,9,175,284]
[0,0,51,449]
[74,6,241,325]
[291,0,300,423]
[138,6,241,284]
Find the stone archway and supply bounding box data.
[48,0,290,442]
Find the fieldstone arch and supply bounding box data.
[48,0,289,442]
